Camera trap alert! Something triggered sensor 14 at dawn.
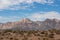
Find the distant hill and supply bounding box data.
[0,18,60,30]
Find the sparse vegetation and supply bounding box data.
[48,33,54,38]
[0,29,59,40]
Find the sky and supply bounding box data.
[0,0,60,23]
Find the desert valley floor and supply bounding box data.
[0,29,60,40]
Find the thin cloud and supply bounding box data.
[0,16,20,23]
[28,11,60,21]
[0,0,54,10]
[0,11,60,22]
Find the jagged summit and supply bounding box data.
[44,19,52,22]
[19,18,32,23]
[44,18,59,22]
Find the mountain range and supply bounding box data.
[0,18,60,30]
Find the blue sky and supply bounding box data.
[0,0,60,23]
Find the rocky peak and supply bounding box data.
[52,19,59,23]
[44,19,52,22]
[19,18,32,23]
[44,18,59,22]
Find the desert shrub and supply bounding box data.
[32,30,38,33]
[1,33,5,36]
[27,32,32,37]
[41,31,45,34]
[14,38,19,40]
[22,37,28,40]
[0,32,2,34]
[48,33,54,38]
[34,33,40,36]
[10,37,13,40]
[4,29,12,33]
[38,38,40,40]
[48,29,56,33]
[13,30,17,33]
[43,38,48,40]
[27,31,32,35]
[56,30,60,34]
[57,39,60,40]
[0,37,3,39]
[19,31,24,35]
[45,32,48,37]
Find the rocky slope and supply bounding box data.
[0,18,60,30]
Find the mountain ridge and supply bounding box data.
[0,18,60,30]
